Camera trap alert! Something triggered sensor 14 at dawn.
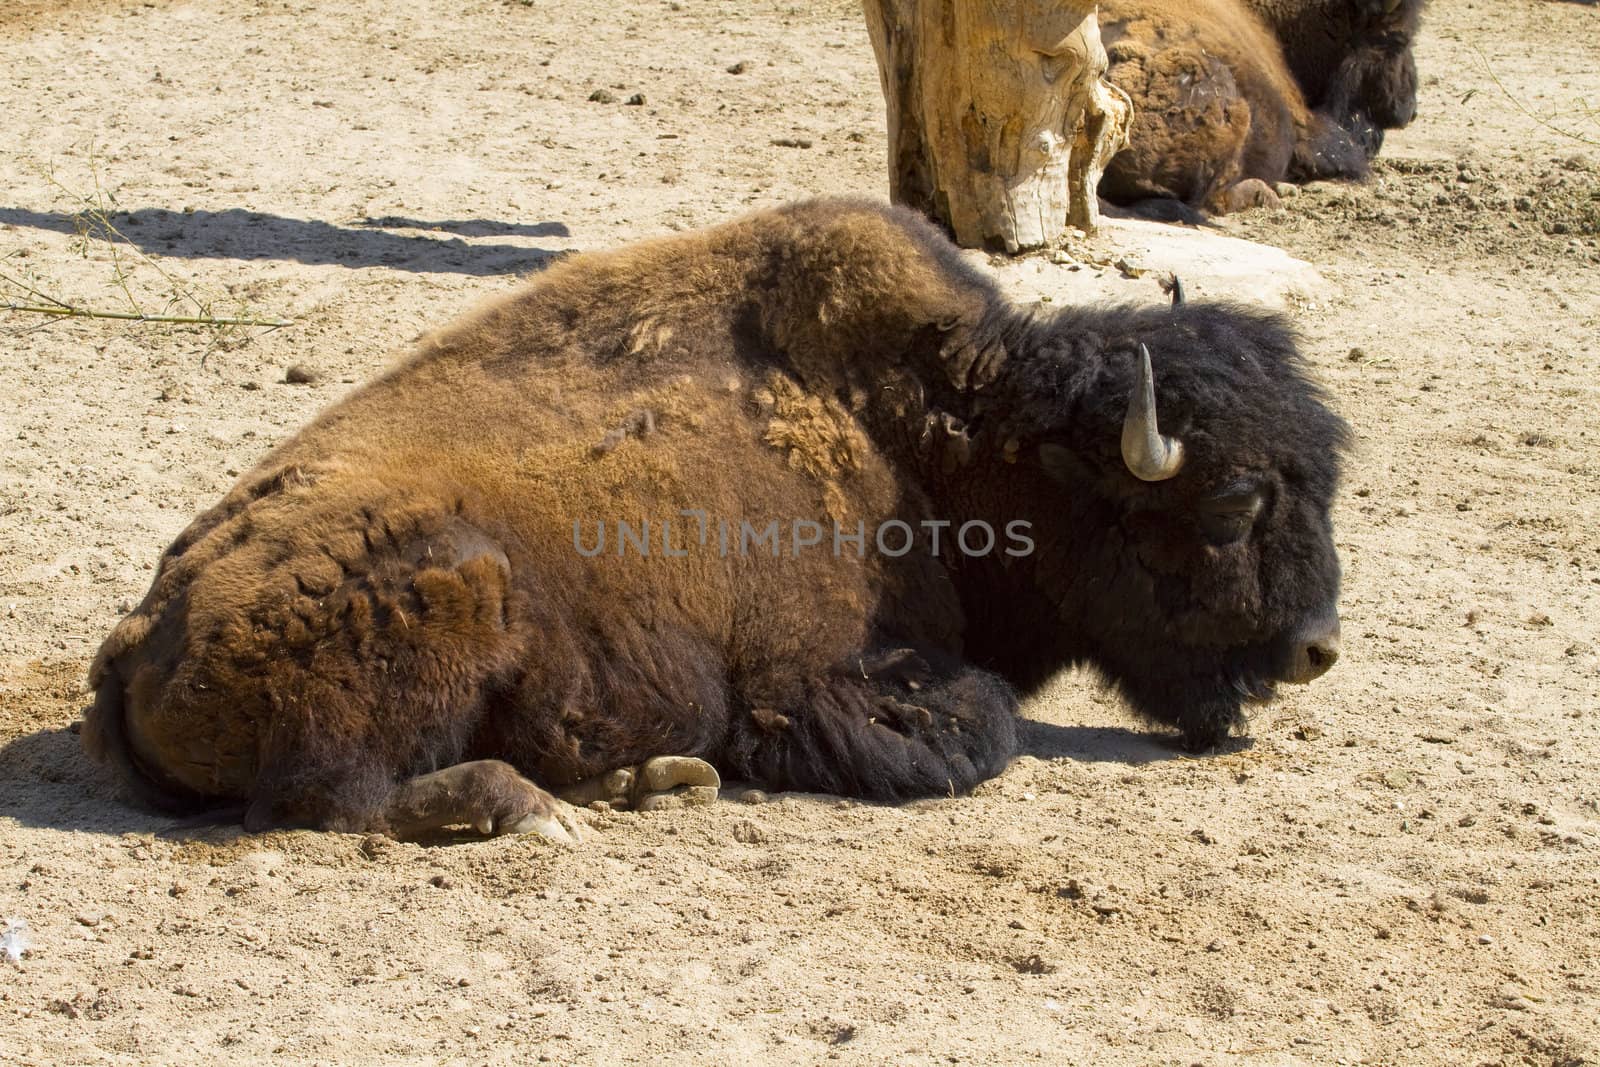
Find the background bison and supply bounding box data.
[85,200,1346,840]
[1099,0,1424,215]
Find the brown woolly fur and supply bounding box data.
[84,199,1349,839]
[1098,0,1418,216]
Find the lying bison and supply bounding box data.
[1099,0,1424,216]
[84,199,1347,842]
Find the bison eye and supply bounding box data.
[1197,487,1265,542]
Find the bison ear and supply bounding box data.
[1038,443,1091,486]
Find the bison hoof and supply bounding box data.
[498,804,584,845]
[556,756,721,813]
[637,785,719,812]
[637,755,721,794]
[382,759,585,843]
[634,756,721,811]
[1219,178,1282,214]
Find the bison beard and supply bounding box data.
[83,199,1348,840]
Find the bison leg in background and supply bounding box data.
[725,653,1019,800]
[381,759,581,842]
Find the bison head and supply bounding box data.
[969,300,1348,750]
[1321,0,1424,156]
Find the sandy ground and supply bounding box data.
[2,0,1598,1063]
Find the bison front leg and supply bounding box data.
[381,759,582,842]
[726,654,1019,800]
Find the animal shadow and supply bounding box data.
[0,206,571,276]
[0,720,181,836]
[1020,719,1253,765]
[0,714,1246,838]
[0,722,523,846]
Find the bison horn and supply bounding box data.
[1121,344,1185,482]
[1170,276,1185,307]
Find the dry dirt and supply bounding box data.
[2,1,1599,1064]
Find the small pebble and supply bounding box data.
[625,92,646,106]
[1380,769,1412,789]
[588,89,617,104]
[284,364,318,385]
[1478,934,1493,945]
[726,61,747,74]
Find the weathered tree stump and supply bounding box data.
[862,0,1133,251]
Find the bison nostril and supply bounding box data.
[1288,624,1341,683]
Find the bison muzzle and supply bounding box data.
[83,199,1349,841]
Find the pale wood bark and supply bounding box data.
[863,0,1132,251]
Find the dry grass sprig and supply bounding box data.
[1,144,294,358]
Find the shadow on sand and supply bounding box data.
[0,714,1247,839]
[0,206,571,276]
[1020,718,1252,765]
[0,721,177,837]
